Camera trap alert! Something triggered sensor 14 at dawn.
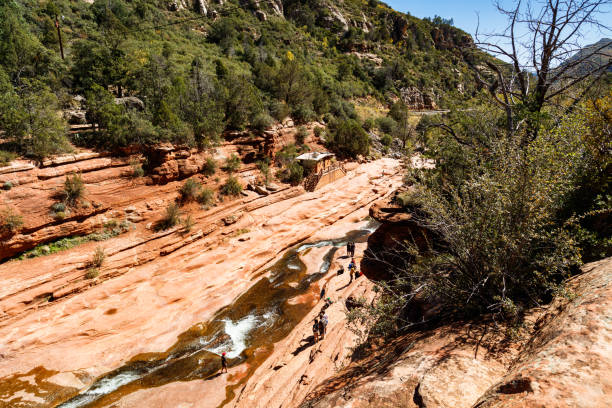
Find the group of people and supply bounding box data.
[346,241,356,257]
[312,297,332,342]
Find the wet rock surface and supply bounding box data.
[0,157,402,407]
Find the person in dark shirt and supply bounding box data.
[313,318,320,343]
[220,352,228,373]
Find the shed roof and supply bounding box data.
[294,152,335,161]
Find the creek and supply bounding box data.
[56,221,379,408]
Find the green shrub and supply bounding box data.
[275,144,299,167]
[59,173,85,207]
[130,160,145,178]
[0,151,16,167]
[179,178,202,204]
[91,246,105,268]
[2,181,12,191]
[363,118,376,132]
[85,268,99,279]
[202,158,217,176]
[223,154,241,173]
[380,133,393,146]
[256,160,270,184]
[376,116,397,134]
[54,211,66,220]
[51,202,66,213]
[0,207,23,235]
[181,215,195,233]
[326,119,370,158]
[251,112,274,131]
[157,203,181,230]
[197,188,215,206]
[281,162,304,185]
[292,104,316,124]
[313,126,324,138]
[270,100,291,121]
[221,176,243,196]
[295,126,309,145]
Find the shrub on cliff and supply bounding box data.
[252,113,274,131]
[179,178,202,204]
[0,207,23,236]
[202,158,217,176]
[91,247,105,268]
[256,160,271,185]
[156,203,181,231]
[58,174,85,207]
[361,102,610,337]
[223,154,241,173]
[197,188,215,206]
[280,162,304,185]
[295,126,309,145]
[221,176,243,196]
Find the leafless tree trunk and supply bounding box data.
[465,0,611,141]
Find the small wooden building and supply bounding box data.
[294,152,335,174]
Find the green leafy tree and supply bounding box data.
[0,76,69,161]
[223,74,263,130]
[326,119,370,158]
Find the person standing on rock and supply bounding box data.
[348,258,356,283]
[321,312,328,336]
[221,352,228,373]
[313,318,320,343]
[346,241,354,257]
[318,315,325,340]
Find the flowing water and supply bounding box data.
[54,221,379,408]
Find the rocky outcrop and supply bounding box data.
[361,190,436,281]
[114,96,145,111]
[473,257,612,408]
[400,87,438,110]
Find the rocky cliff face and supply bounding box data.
[361,189,437,282]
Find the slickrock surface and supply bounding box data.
[0,158,402,406]
[297,257,612,408]
[473,257,612,408]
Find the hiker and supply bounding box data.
[221,352,228,373]
[346,241,354,257]
[348,258,356,283]
[321,312,329,335]
[313,318,319,342]
[320,286,326,299]
[318,315,325,340]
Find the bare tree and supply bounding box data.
[466,0,611,140]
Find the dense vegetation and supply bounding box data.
[347,0,612,339]
[0,0,483,160]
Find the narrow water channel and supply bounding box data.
[56,221,379,408]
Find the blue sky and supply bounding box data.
[384,0,612,47]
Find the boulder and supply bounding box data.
[114,96,145,111]
[64,110,87,125]
[361,192,438,282]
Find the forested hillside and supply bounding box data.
[0,0,485,161]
